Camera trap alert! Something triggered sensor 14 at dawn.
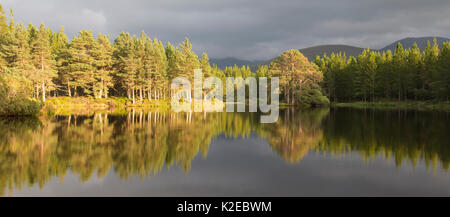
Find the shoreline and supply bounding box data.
[2,97,450,117]
[331,101,450,111]
[41,97,170,115]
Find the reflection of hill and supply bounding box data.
[0,108,449,195]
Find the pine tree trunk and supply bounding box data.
[68,84,71,97]
[149,84,152,100]
[291,90,294,105]
[287,89,291,105]
[140,86,143,102]
[132,88,136,104]
[100,78,104,98]
[284,89,288,104]
[188,90,191,103]
[42,82,46,102]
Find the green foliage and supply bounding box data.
[30,24,57,102]
[0,3,209,114]
[64,30,96,96]
[0,97,42,116]
[200,52,212,76]
[91,33,114,98]
[298,89,330,107]
[2,2,447,114]
[269,49,329,106]
[0,69,43,116]
[315,38,450,102]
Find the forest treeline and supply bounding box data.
[0,4,328,116]
[1,3,449,116]
[315,39,450,102]
[0,5,216,105]
[0,5,260,114]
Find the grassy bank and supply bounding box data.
[331,101,450,111]
[42,97,170,115]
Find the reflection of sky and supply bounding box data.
[11,134,450,196]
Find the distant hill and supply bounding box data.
[210,37,450,69]
[299,44,366,61]
[210,45,366,69]
[380,37,450,52]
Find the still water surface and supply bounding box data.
[1,108,449,196]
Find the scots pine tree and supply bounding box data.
[30,24,57,102]
[92,33,114,98]
[65,30,96,96]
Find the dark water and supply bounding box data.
[0,108,449,196]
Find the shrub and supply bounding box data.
[298,89,330,107]
[0,70,43,116]
[0,97,43,116]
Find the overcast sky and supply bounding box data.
[2,0,450,60]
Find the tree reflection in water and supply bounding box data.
[0,108,448,195]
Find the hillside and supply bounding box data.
[210,37,450,69]
[299,44,366,61]
[211,45,366,69]
[380,37,450,52]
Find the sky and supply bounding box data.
[2,0,450,60]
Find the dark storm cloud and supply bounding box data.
[2,0,450,60]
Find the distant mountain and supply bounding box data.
[210,57,265,69]
[380,37,450,52]
[299,44,366,61]
[210,37,450,69]
[211,45,367,69]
